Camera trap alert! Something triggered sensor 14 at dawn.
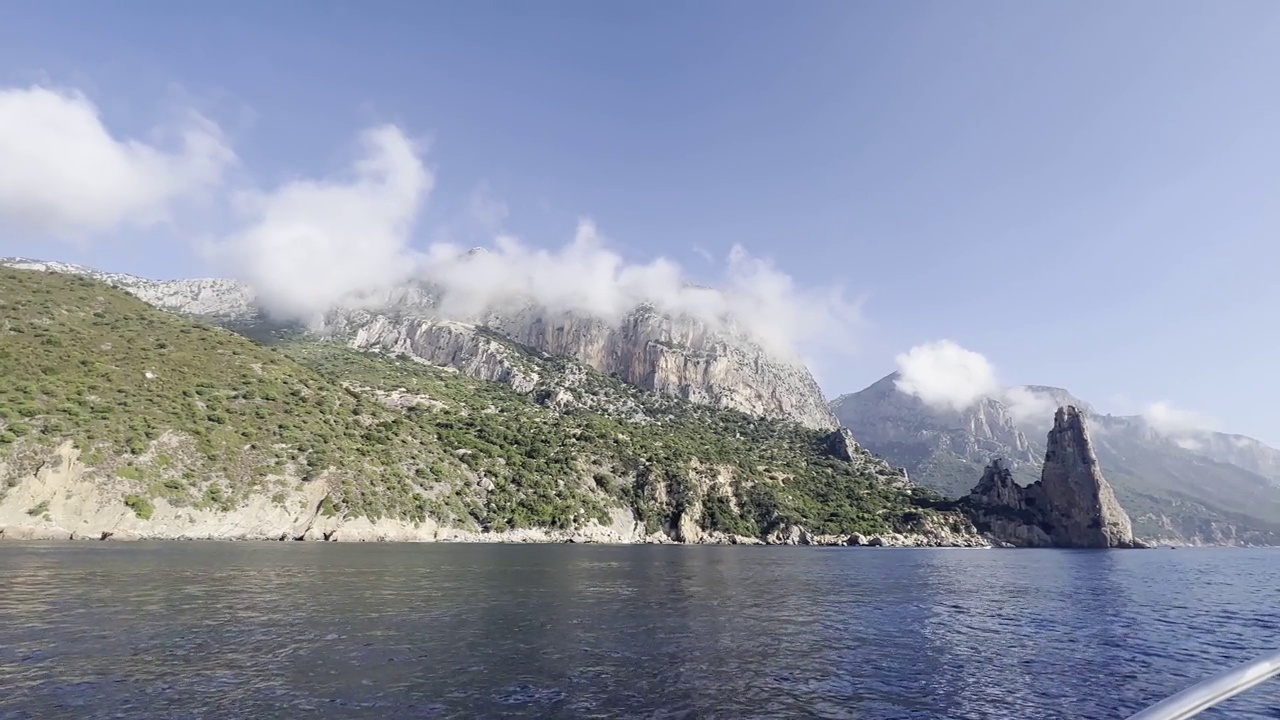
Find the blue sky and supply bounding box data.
[2,1,1279,444]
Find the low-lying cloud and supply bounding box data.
[1142,401,1220,440]
[0,83,864,366]
[210,122,863,362]
[892,340,1224,442]
[414,225,864,361]
[0,85,234,239]
[892,339,1063,421]
[893,340,1000,412]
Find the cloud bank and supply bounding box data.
[892,340,1223,445]
[0,83,863,366]
[412,225,863,361]
[1142,401,1220,446]
[0,85,234,239]
[208,121,863,361]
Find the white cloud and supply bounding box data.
[888,341,1229,438]
[209,124,432,320]
[0,84,865,366]
[1142,400,1219,438]
[0,85,234,239]
[415,221,864,363]
[893,340,1000,412]
[199,121,861,363]
[890,342,1061,423]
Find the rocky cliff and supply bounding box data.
[0,257,837,430]
[0,266,961,545]
[341,305,837,430]
[832,375,1280,545]
[964,406,1142,548]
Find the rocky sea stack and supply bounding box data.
[964,406,1146,548]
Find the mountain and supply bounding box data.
[1185,433,1280,486]
[0,264,979,545]
[830,373,1041,497]
[0,258,838,431]
[832,375,1280,545]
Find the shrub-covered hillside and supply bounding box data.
[0,266,961,539]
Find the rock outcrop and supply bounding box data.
[964,406,1145,548]
[833,370,1280,546]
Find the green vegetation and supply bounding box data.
[281,340,947,536]
[123,494,154,520]
[0,266,957,538]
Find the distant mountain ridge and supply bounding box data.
[1,257,838,430]
[832,372,1280,545]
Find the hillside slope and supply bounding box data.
[0,258,838,430]
[832,375,1280,545]
[0,267,973,544]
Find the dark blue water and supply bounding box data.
[0,543,1276,719]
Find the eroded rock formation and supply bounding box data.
[965,406,1144,548]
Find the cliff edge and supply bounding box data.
[964,406,1145,548]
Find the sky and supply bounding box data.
[1,1,1279,444]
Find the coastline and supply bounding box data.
[0,521,993,548]
[0,441,992,548]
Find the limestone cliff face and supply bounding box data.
[485,306,837,429]
[1037,406,1136,547]
[348,315,540,393]
[1,258,837,430]
[832,372,1280,545]
[965,406,1142,549]
[336,304,836,429]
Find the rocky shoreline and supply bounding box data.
[0,521,993,547]
[0,440,993,548]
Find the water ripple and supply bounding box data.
[0,543,1277,719]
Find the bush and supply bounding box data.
[123,494,154,520]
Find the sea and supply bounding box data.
[0,543,1276,719]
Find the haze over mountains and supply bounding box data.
[832,372,1280,545]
